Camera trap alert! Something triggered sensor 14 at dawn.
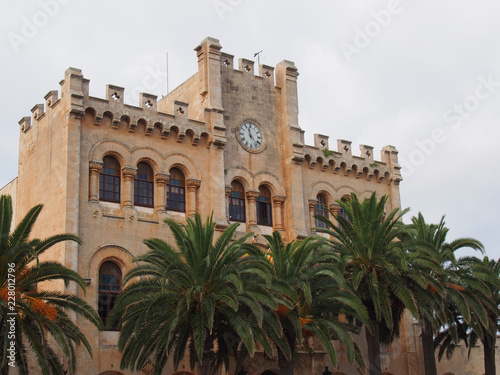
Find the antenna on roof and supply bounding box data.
[254,50,263,67]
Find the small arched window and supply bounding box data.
[134,162,154,207]
[314,194,329,229]
[167,168,185,212]
[257,186,272,226]
[98,261,122,329]
[229,181,245,222]
[100,156,121,202]
[339,195,351,222]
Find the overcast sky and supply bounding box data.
[1,0,499,259]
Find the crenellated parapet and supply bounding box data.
[303,134,402,184]
[18,67,215,148]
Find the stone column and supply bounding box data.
[246,190,259,228]
[155,172,169,212]
[225,186,232,221]
[89,161,102,202]
[329,203,340,226]
[272,195,285,230]
[186,179,201,218]
[122,167,137,207]
[308,199,317,230]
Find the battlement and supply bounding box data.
[302,135,402,184]
[18,67,215,147]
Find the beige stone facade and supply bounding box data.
[2,37,497,375]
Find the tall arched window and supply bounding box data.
[134,162,154,207]
[100,156,121,202]
[257,186,272,226]
[339,195,351,222]
[98,261,122,329]
[229,181,245,222]
[167,168,185,212]
[314,194,329,229]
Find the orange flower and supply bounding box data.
[299,317,312,326]
[276,304,289,318]
[29,298,58,321]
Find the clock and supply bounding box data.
[238,121,263,151]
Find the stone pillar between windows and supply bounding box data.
[122,167,137,207]
[225,186,232,221]
[186,179,201,218]
[89,161,102,202]
[329,203,341,226]
[155,172,169,212]
[308,199,317,230]
[272,195,285,230]
[246,190,259,228]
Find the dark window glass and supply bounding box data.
[98,261,122,330]
[134,162,154,207]
[229,181,245,222]
[167,168,185,212]
[314,194,329,229]
[338,195,351,223]
[99,156,120,203]
[257,186,272,226]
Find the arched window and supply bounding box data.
[257,186,272,226]
[134,162,154,207]
[98,261,122,329]
[339,195,351,222]
[229,181,245,222]
[100,156,121,202]
[167,168,185,212]
[314,194,329,229]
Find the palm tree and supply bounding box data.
[435,256,500,375]
[263,231,367,375]
[0,195,102,375]
[108,214,283,375]
[404,213,486,375]
[316,192,426,375]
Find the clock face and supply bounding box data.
[238,121,263,150]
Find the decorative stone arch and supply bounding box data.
[89,139,133,167]
[254,171,285,197]
[164,152,201,181]
[226,166,253,192]
[309,181,335,203]
[86,244,135,280]
[358,189,375,201]
[130,146,164,174]
[335,185,357,201]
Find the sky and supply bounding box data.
[1,0,499,259]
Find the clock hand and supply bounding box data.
[248,129,255,141]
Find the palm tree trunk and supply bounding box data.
[365,324,382,375]
[483,336,496,375]
[421,319,437,375]
[278,347,294,375]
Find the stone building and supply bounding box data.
[1,37,497,375]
